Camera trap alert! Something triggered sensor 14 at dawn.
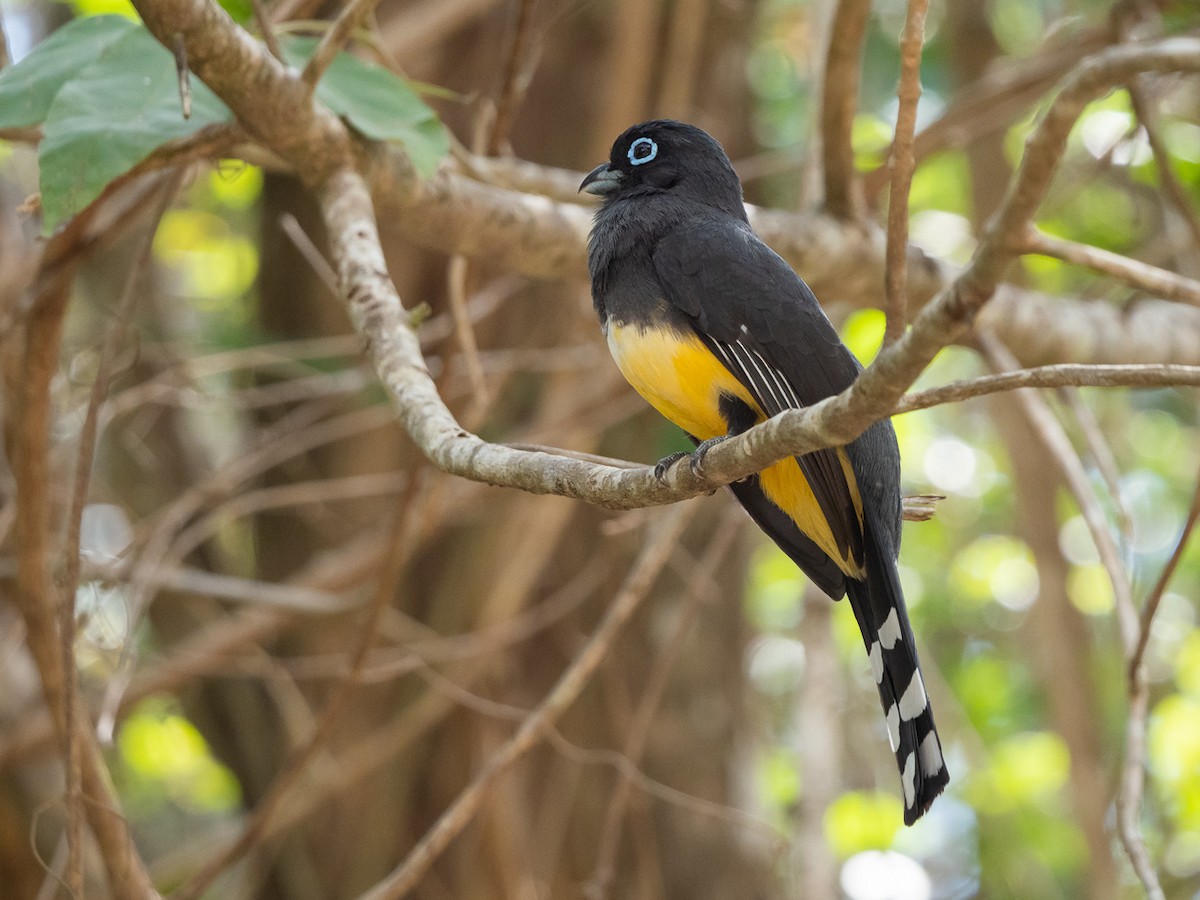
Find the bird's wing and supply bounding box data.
[652,217,866,567]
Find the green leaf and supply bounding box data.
[279,36,449,177]
[0,15,137,129]
[38,27,233,234]
[216,0,255,25]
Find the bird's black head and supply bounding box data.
[579,120,746,220]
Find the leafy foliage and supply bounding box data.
[39,25,233,233]
[279,36,450,177]
[0,15,448,233]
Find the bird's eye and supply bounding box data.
[627,137,658,166]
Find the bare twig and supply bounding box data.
[1127,465,1200,680]
[300,0,381,87]
[486,0,539,155]
[445,256,488,409]
[862,26,1110,201]
[894,362,1200,415]
[1017,226,1200,306]
[978,333,1136,642]
[278,212,340,296]
[546,728,788,852]
[252,0,284,61]
[125,404,395,620]
[1125,52,1200,254]
[883,0,930,346]
[1118,671,1163,900]
[796,585,840,898]
[1057,387,1134,541]
[820,0,871,219]
[172,33,192,118]
[360,504,694,900]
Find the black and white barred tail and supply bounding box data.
[846,511,949,825]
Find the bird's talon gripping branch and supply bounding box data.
[653,450,690,482]
[688,433,733,479]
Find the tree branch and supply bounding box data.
[883,0,930,345]
[300,0,382,87]
[1016,225,1200,306]
[12,239,159,900]
[819,0,871,219]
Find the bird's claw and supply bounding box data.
[688,435,730,479]
[655,436,733,483]
[653,451,690,483]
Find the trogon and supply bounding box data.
[580,119,948,824]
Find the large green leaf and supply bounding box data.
[38,27,233,233]
[0,15,137,129]
[280,36,449,177]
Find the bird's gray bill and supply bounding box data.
[580,164,622,196]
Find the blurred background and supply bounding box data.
[2,0,1200,897]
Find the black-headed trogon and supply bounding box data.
[581,120,948,824]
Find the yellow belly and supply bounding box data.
[605,320,862,572]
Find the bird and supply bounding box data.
[580,120,948,825]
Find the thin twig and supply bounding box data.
[1057,387,1134,542]
[861,26,1110,201]
[278,212,340,296]
[360,504,694,900]
[1018,226,1200,306]
[172,469,430,900]
[300,0,381,87]
[1127,464,1200,680]
[252,0,285,61]
[486,0,539,156]
[1125,46,1200,254]
[445,256,488,409]
[894,362,1200,415]
[883,0,930,346]
[1118,671,1164,900]
[172,34,192,118]
[820,0,871,219]
[978,333,1136,643]
[546,728,789,853]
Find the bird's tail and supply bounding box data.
[844,513,949,825]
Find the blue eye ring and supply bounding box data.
[628,137,658,166]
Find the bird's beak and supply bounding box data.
[579,163,622,196]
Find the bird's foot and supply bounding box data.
[653,451,690,483]
[654,435,734,483]
[689,434,733,479]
